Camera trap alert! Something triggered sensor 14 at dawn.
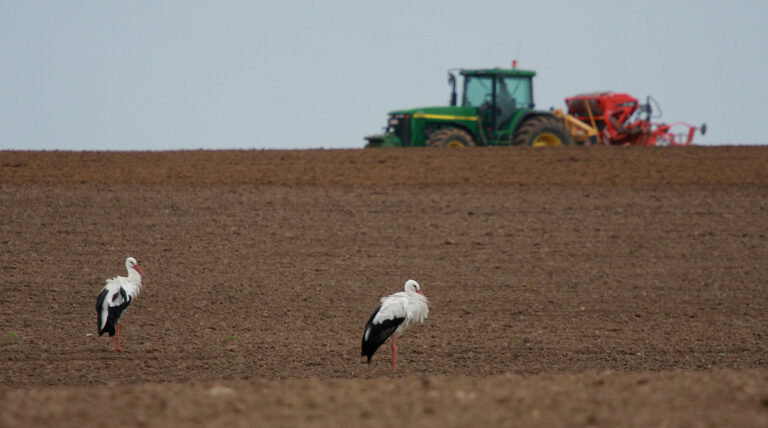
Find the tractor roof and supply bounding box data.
[460,68,536,78]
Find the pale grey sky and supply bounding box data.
[1,1,765,150]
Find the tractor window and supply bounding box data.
[463,76,494,107]
[462,75,533,110]
[500,77,532,109]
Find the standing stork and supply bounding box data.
[95,257,144,351]
[361,279,429,372]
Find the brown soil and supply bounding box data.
[1,146,768,427]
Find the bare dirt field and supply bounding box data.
[1,146,768,427]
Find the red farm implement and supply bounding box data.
[556,92,706,146]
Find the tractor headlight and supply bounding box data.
[388,118,399,126]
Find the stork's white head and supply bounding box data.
[404,279,425,296]
[126,257,144,276]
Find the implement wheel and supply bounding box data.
[513,116,572,147]
[427,128,476,148]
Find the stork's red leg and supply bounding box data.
[109,336,115,351]
[391,335,397,373]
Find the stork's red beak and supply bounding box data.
[135,265,144,276]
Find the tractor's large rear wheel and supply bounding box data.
[513,116,572,147]
[427,128,476,148]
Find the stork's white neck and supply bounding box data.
[128,268,141,278]
[121,269,142,299]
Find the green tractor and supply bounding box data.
[365,67,572,148]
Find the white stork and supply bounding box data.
[95,257,144,351]
[361,279,429,372]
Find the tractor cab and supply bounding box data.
[450,68,536,134]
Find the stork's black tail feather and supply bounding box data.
[99,320,116,337]
[361,306,404,363]
[96,287,131,337]
[96,289,110,336]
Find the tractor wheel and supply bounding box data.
[426,128,476,148]
[513,116,572,147]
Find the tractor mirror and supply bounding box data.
[700,123,707,135]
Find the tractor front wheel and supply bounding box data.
[427,128,476,148]
[513,116,572,147]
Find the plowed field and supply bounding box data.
[2,147,768,427]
